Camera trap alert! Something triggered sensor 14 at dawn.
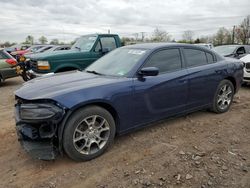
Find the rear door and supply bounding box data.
[132,48,188,125]
[183,48,226,109]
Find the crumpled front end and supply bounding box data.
[15,97,65,160]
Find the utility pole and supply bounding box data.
[108,29,110,34]
[232,25,235,44]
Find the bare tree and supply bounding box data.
[235,15,250,44]
[50,38,59,45]
[39,36,48,44]
[151,28,171,42]
[182,30,195,43]
[25,35,34,44]
[213,27,232,45]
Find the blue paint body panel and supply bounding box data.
[15,43,244,134]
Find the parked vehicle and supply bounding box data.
[5,44,31,54]
[214,45,250,59]
[14,43,243,161]
[27,34,122,77]
[44,45,71,53]
[0,49,17,84]
[12,45,72,82]
[25,45,71,59]
[25,45,55,55]
[194,43,214,49]
[240,54,250,84]
[10,45,46,61]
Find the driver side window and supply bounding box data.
[143,49,182,74]
[100,37,117,51]
[94,40,101,52]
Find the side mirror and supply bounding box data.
[138,67,159,77]
[102,48,109,54]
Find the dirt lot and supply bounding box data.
[0,77,250,188]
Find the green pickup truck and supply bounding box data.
[27,34,122,76]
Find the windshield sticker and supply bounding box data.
[117,71,126,76]
[128,50,146,55]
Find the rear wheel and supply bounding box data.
[63,106,116,161]
[211,80,234,113]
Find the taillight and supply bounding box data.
[5,58,17,66]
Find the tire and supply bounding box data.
[21,71,35,82]
[63,106,116,161]
[211,79,234,113]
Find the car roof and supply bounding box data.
[215,44,249,47]
[122,43,208,50]
[81,33,119,37]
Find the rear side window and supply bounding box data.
[143,49,182,73]
[100,37,117,51]
[184,48,207,67]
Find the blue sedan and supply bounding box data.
[15,43,243,161]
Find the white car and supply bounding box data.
[240,54,250,84]
[194,43,214,50]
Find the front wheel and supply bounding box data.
[211,80,234,113]
[63,106,116,161]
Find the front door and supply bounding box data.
[132,48,188,126]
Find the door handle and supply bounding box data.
[215,70,222,74]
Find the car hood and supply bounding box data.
[15,71,125,100]
[26,49,88,60]
[240,54,250,62]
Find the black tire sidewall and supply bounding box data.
[213,80,234,113]
[63,106,116,161]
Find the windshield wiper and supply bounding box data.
[86,70,103,75]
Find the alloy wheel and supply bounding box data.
[73,115,110,155]
[217,84,233,110]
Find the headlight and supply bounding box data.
[37,60,50,70]
[20,103,63,120]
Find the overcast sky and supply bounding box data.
[0,0,249,43]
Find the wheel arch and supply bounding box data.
[224,76,236,93]
[58,101,120,154]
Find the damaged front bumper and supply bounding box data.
[15,98,65,160]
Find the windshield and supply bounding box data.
[72,36,97,51]
[214,46,237,56]
[86,48,147,77]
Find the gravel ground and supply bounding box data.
[0,77,249,188]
